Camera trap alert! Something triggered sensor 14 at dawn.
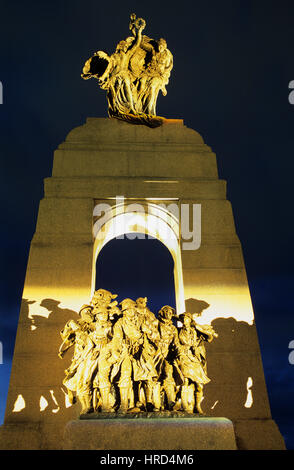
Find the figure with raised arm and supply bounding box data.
[177,312,218,414]
[81,13,173,127]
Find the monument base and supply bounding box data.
[63,416,237,450]
[0,417,285,450]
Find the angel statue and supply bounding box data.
[81,13,173,128]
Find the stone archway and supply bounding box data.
[92,199,185,314]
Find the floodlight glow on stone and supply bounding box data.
[12,394,25,412]
[244,377,253,408]
[40,396,49,412]
[50,390,60,414]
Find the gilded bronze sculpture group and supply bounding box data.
[59,289,218,416]
[81,13,173,127]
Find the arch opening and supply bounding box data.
[92,202,185,313]
[95,234,176,314]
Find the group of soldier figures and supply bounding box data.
[59,288,218,415]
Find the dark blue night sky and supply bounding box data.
[0,0,294,449]
[96,236,176,313]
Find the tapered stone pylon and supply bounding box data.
[0,118,285,449]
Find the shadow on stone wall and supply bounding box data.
[8,298,80,422]
[185,297,210,315]
[184,298,264,419]
[205,316,259,417]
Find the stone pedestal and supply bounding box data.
[0,118,286,450]
[63,417,237,450]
